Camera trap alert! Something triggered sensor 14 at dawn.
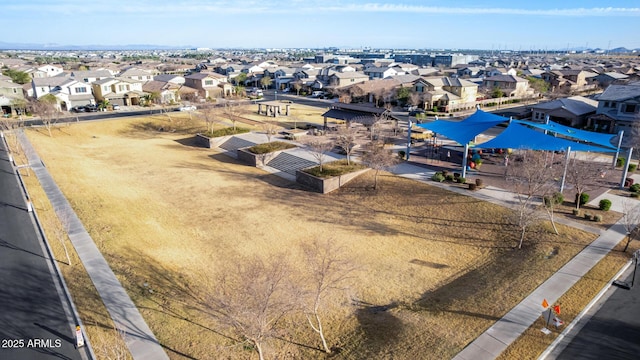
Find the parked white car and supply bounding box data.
[178,105,197,112]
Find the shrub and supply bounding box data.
[544,192,564,207]
[594,214,603,222]
[599,199,612,211]
[631,193,639,198]
[630,183,640,193]
[207,127,250,137]
[572,209,581,216]
[445,174,454,182]
[617,157,625,168]
[629,163,638,172]
[584,213,593,221]
[457,177,467,184]
[398,150,406,160]
[575,192,590,206]
[431,172,445,182]
[468,183,477,190]
[247,141,296,154]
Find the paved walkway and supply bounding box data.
[391,162,640,360]
[16,130,168,360]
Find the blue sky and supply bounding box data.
[3,0,640,50]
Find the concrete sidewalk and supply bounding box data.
[16,130,168,360]
[391,162,640,360]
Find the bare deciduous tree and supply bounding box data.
[301,238,356,354]
[198,106,221,134]
[30,95,59,137]
[506,150,561,248]
[333,125,358,165]
[223,102,243,131]
[306,139,334,173]
[621,199,640,252]
[261,122,280,143]
[361,141,398,190]
[202,255,296,360]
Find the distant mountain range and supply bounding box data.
[0,41,194,51]
[0,41,638,53]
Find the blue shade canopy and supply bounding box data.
[476,122,617,153]
[513,120,617,149]
[416,110,509,145]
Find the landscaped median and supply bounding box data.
[237,141,296,167]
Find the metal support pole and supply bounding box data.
[620,147,633,188]
[406,120,412,161]
[560,146,571,193]
[613,130,625,168]
[462,143,469,179]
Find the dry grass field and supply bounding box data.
[12,106,631,359]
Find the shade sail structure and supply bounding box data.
[513,119,617,149]
[475,122,617,152]
[416,110,509,145]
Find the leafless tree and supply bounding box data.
[223,102,243,131]
[361,141,399,190]
[292,81,302,96]
[202,255,296,360]
[198,106,221,134]
[367,114,386,141]
[261,122,280,143]
[333,125,358,165]
[301,238,356,354]
[565,152,602,210]
[409,92,423,108]
[306,139,334,173]
[506,150,561,248]
[621,199,640,252]
[30,95,59,137]
[50,211,73,266]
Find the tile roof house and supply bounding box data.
[142,80,181,104]
[69,70,113,84]
[184,73,233,98]
[541,70,598,94]
[593,72,629,88]
[415,77,479,112]
[587,83,640,134]
[327,71,369,88]
[0,79,26,116]
[91,77,145,106]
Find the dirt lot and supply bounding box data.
[19,112,616,359]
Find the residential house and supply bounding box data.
[69,70,113,84]
[327,72,369,89]
[587,83,640,134]
[0,80,26,116]
[530,96,597,128]
[91,77,145,106]
[49,79,96,110]
[37,64,64,77]
[31,76,74,98]
[184,73,233,98]
[541,70,598,94]
[142,81,181,104]
[482,75,532,98]
[363,67,398,80]
[457,66,484,78]
[118,68,154,82]
[593,72,629,88]
[415,77,478,112]
[263,66,295,90]
[153,74,185,85]
[347,78,401,104]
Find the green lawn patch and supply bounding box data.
[304,159,366,178]
[205,127,250,137]
[247,141,296,154]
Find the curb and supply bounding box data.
[537,259,633,360]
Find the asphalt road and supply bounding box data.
[0,138,84,360]
[552,262,640,360]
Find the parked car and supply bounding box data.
[85,104,98,112]
[71,106,86,113]
[311,91,324,98]
[178,105,197,112]
[112,104,121,110]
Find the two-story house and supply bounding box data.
[184,73,233,98]
[363,66,399,80]
[415,77,478,112]
[327,72,369,89]
[587,83,640,134]
[541,70,598,94]
[0,79,26,116]
[69,70,113,84]
[92,77,145,106]
[37,65,64,77]
[142,80,181,104]
[482,75,532,98]
[118,68,154,82]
